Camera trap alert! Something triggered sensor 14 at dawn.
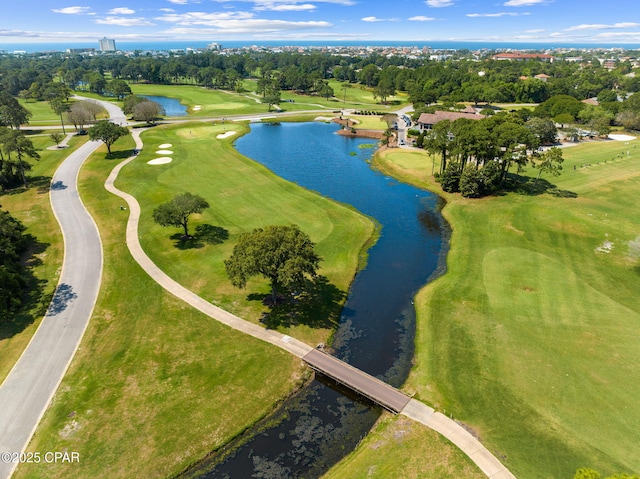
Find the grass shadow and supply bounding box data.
[255,275,347,330]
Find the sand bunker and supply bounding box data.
[193,105,202,111]
[148,157,173,165]
[609,134,637,141]
[158,143,172,148]
[216,131,236,139]
[156,150,173,154]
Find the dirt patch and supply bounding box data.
[336,128,384,140]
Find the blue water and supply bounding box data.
[3,40,639,53]
[139,95,187,117]
[183,122,448,478]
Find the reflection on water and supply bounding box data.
[185,122,447,478]
[139,95,187,117]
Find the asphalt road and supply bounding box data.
[0,98,122,479]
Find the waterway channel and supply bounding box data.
[186,122,448,478]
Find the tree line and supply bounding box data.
[0,206,29,322]
[421,113,563,197]
[2,49,639,106]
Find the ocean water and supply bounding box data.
[2,40,639,54]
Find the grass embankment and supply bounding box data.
[322,414,485,479]
[118,121,374,345]
[0,135,87,382]
[373,139,640,478]
[16,120,375,478]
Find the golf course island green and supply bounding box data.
[372,137,640,478]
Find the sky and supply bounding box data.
[1,0,640,45]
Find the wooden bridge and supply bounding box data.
[302,349,411,413]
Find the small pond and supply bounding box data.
[140,95,188,117]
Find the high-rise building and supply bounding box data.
[99,37,116,52]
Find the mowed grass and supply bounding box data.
[14,137,306,479]
[129,83,267,116]
[0,135,88,382]
[373,138,640,478]
[322,414,484,479]
[116,121,375,346]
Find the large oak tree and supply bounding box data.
[225,225,321,302]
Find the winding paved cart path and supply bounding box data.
[106,127,516,479]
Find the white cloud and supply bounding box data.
[254,3,317,11]
[213,0,355,6]
[159,8,175,12]
[409,16,435,21]
[525,29,545,33]
[95,16,155,26]
[425,0,453,7]
[503,0,547,5]
[155,11,255,25]
[362,16,384,22]
[467,12,529,17]
[167,0,200,4]
[566,22,640,32]
[108,8,136,15]
[161,19,331,34]
[51,6,93,15]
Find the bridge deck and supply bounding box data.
[302,349,411,413]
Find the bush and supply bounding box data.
[440,162,461,193]
[459,166,483,198]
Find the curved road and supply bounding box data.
[0,99,123,479]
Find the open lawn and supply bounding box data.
[115,121,374,346]
[14,135,309,479]
[0,135,88,382]
[129,83,269,117]
[373,137,640,478]
[322,414,484,479]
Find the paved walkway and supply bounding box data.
[106,126,517,479]
[0,139,104,479]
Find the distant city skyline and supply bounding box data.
[1,0,640,45]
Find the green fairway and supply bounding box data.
[14,135,308,479]
[116,121,374,345]
[373,138,640,478]
[129,83,268,117]
[129,82,409,117]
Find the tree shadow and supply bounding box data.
[509,175,578,198]
[195,224,229,244]
[0,236,52,340]
[254,276,347,330]
[1,176,52,196]
[171,224,229,249]
[46,283,78,316]
[105,150,133,160]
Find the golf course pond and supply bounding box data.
[189,122,449,477]
[139,95,188,116]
